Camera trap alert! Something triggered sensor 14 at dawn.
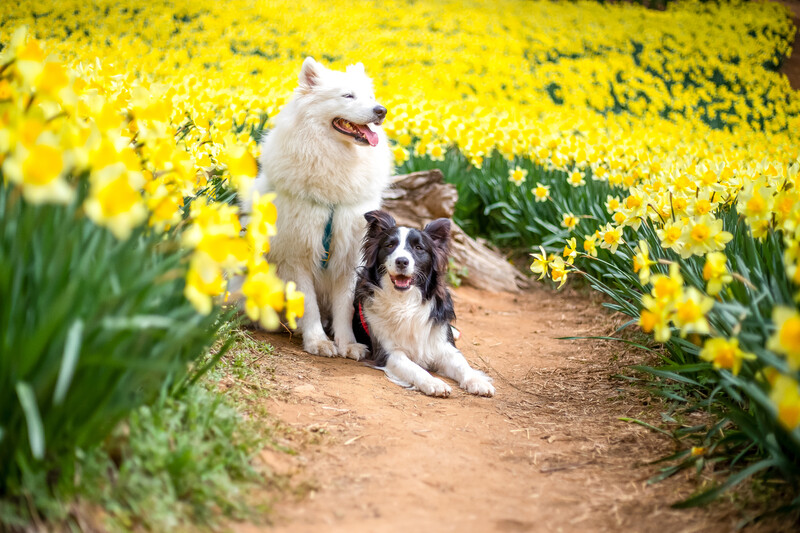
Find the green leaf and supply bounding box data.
[672,459,776,508]
[16,382,45,460]
[557,335,655,352]
[53,319,84,406]
[618,417,673,437]
[102,315,175,330]
[630,365,702,386]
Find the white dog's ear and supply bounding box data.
[347,62,366,75]
[299,57,322,90]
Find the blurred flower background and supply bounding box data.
[2,0,800,526]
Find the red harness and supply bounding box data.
[357,302,370,336]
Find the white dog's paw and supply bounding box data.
[418,377,452,398]
[304,338,338,357]
[338,342,369,361]
[462,375,495,397]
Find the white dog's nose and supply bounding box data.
[373,105,387,120]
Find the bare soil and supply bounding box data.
[780,0,800,90]
[229,285,793,533]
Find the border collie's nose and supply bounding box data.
[395,257,409,270]
[373,105,387,119]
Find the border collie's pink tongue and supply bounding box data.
[356,124,379,146]
[391,275,412,290]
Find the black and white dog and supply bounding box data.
[352,210,495,397]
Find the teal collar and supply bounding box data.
[320,207,334,269]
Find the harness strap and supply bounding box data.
[320,207,334,269]
[358,302,370,336]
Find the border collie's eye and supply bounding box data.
[414,245,424,251]
[385,241,394,248]
[342,93,354,99]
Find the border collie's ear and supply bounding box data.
[424,218,451,248]
[299,57,321,90]
[364,210,396,238]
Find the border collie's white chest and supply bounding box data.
[365,286,448,367]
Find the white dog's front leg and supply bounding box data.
[385,351,451,397]
[330,270,368,361]
[437,345,495,397]
[289,267,337,357]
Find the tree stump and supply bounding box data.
[382,169,528,293]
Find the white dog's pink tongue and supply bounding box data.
[357,124,379,146]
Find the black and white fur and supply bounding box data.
[353,211,495,397]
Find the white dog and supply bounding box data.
[242,57,392,359]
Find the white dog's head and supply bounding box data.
[294,57,387,147]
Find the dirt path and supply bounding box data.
[780,0,800,90]
[229,285,779,533]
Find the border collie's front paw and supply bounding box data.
[304,338,338,357]
[462,375,495,397]
[338,342,368,361]
[419,377,452,398]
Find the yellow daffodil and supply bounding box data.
[699,337,756,375]
[767,307,800,370]
[639,294,672,342]
[605,195,621,214]
[690,446,707,457]
[769,374,800,431]
[285,281,305,329]
[632,240,655,285]
[549,256,569,289]
[672,287,714,336]
[583,232,598,257]
[84,167,148,240]
[598,222,623,254]
[247,191,278,256]
[530,246,549,280]
[532,182,550,202]
[185,254,226,315]
[650,263,684,307]
[677,215,732,258]
[508,166,528,186]
[223,143,258,196]
[567,170,585,187]
[242,259,285,330]
[2,140,75,204]
[703,251,732,296]
[561,212,579,231]
[656,219,685,254]
[392,144,409,165]
[563,237,578,265]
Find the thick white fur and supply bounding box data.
[366,231,495,398]
[243,58,392,358]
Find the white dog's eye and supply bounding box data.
[342,93,354,99]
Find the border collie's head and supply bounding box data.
[361,210,450,299]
